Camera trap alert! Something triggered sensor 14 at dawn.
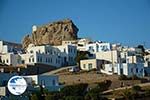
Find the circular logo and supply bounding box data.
[7,76,27,95]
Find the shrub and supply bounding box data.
[85,92,108,100]
[31,94,38,100]
[145,89,150,96]
[97,80,112,92]
[131,85,141,97]
[45,94,55,100]
[60,83,88,96]
[65,96,83,100]
[132,85,141,92]
[45,92,63,100]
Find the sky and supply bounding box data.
[0,0,150,48]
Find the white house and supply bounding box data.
[19,44,77,67]
[0,42,77,68]
[54,44,77,66]
[86,42,111,53]
[21,44,58,67]
[95,50,120,64]
[100,63,144,77]
[77,38,91,51]
[126,56,144,63]
[80,59,103,71]
[62,40,77,46]
[23,75,59,91]
[1,53,22,66]
[0,40,22,54]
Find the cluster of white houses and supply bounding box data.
[79,40,150,78]
[0,40,77,68]
[1,38,150,78]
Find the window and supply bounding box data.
[52,80,56,86]
[22,60,25,64]
[29,58,31,62]
[70,48,72,53]
[6,59,9,63]
[30,50,33,53]
[46,58,47,63]
[56,59,57,64]
[88,63,92,70]
[51,58,53,63]
[96,44,99,52]
[131,68,133,73]
[48,58,50,63]
[83,64,86,68]
[37,57,40,62]
[40,57,42,62]
[32,58,34,62]
[136,68,138,73]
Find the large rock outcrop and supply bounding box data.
[22,19,79,49]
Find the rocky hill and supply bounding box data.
[22,19,79,49]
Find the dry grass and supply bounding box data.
[56,70,141,89]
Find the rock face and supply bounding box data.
[22,19,79,49]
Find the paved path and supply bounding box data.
[41,66,74,75]
[103,82,150,94]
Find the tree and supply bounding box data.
[45,94,55,100]
[60,83,88,97]
[31,94,39,100]
[131,85,141,97]
[97,80,112,92]
[65,96,83,100]
[75,51,89,66]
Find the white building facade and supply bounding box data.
[101,63,144,77]
[80,59,102,71]
[20,44,77,67]
[86,42,112,53]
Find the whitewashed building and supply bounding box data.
[0,41,77,67]
[86,42,111,53]
[95,50,120,64]
[101,63,144,77]
[77,38,91,51]
[0,40,22,54]
[80,59,103,71]
[19,44,77,67]
[0,40,22,66]
[20,44,62,67]
[62,40,77,46]
[1,53,22,66]
[23,75,59,91]
[54,44,77,66]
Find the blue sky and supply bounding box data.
[0,0,150,48]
